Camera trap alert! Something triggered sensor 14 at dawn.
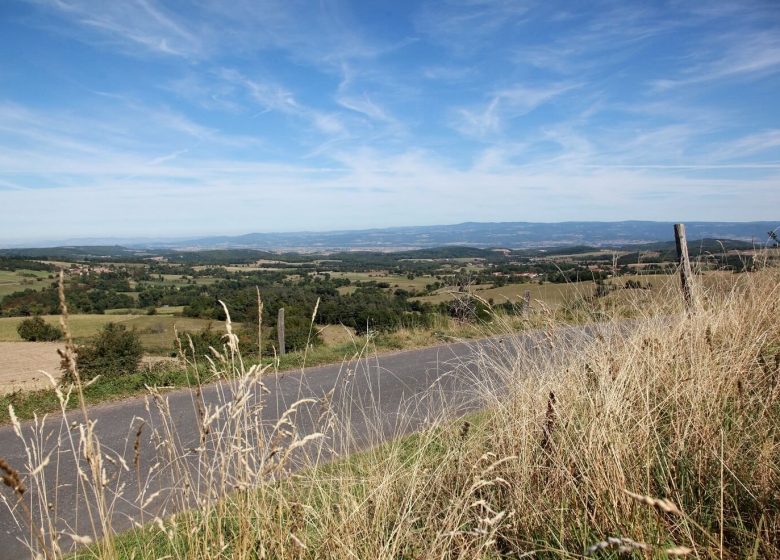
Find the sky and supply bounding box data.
[1,0,779,243]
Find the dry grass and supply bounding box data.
[315,323,357,346]
[412,280,602,307]
[1,263,778,559]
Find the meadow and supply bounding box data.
[325,270,434,291]
[0,314,220,352]
[0,269,53,297]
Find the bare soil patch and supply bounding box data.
[0,341,64,394]
[0,342,178,394]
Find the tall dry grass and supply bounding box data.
[1,264,778,559]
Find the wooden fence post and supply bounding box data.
[277,307,286,356]
[256,287,263,361]
[674,223,695,311]
[523,290,531,315]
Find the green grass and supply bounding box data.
[0,364,193,424]
[0,314,119,341]
[0,269,53,297]
[131,276,217,290]
[0,314,220,352]
[326,271,434,292]
[155,305,185,315]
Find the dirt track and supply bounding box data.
[0,341,64,394]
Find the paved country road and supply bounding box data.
[0,325,611,559]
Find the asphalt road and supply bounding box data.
[0,325,604,559]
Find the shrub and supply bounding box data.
[269,313,322,352]
[175,323,228,359]
[176,324,277,360]
[16,316,63,341]
[66,323,143,381]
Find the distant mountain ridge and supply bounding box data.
[176,221,778,250]
[1,221,776,253]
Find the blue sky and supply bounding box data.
[1,0,779,242]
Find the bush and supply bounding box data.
[176,323,278,359]
[175,323,228,359]
[16,316,63,341]
[67,323,143,381]
[269,313,322,353]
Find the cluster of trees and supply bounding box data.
[0,258,54,272]
[1,282,135,316]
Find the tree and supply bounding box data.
[66,323,143,382]
[16,316,63,341]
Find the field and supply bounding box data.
[412,271,742,309]
[316,323,357,346]
[0,314,221,392]
[0,314,221,352]
[130,275,217,289]
[412,281,596,308]
[325,271,432,292]
[0,341,63,394]
[0,269,53,297]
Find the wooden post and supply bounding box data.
[522,290,531,315]
[674,223,695,311]
[277,307,286,356]
[256,287,263,361]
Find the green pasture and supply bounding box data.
[326,271,433,292]
[0,269,54,297]
[0,314,221,353]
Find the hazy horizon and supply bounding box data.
[2,1,779,241]
[2,219,777,250]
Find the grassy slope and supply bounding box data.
[0,266,773,559]
[0,269,53,297]
[413,271,737,307]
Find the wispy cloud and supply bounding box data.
[415,0,533,52]
[421,65,476,82]
[707,130,780,161]
[146,149,189,166]
[217,68,349,137]
[27,0,203,57]
[652,31,780,90]
[453,83,577,138]
[334,64,405,138]
[3,1,779,241]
